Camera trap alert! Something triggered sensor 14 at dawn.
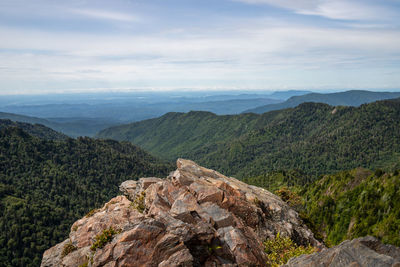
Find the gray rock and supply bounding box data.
[41,239,69,267]
[284,236,400,267]
[119,180,137,200]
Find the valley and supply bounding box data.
[3,0,400,265]
[1,91,400,266]
[98,97,400,178]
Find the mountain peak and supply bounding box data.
[41,159,321,266]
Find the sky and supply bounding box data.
[0,0,400,94]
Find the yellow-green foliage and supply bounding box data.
[275,187,302,209]
[303,168,400,246]
[264,233,316,267]
[131,191,146,213]
[78,261,88,267]
[90,227,120,251]
[85,208,99,218]
[208,245,222,253]
[61,241,77,258]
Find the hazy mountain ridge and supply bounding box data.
[0,112,117,138]
[0,90,311,138]
[98,98,400,178]
[244,90,400,114]
[0,92,287,137]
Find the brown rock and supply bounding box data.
[69,195,142,248]
[189,182,224,204]
[42,158,322,267]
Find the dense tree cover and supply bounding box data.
[98,98,400,178]
[97,110,277,160]
[302,168,400,247]
[241,169,311,192]
[0,119,67,140]
[0,126,173,267]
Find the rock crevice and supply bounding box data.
[42,159,321,267]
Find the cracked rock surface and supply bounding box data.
[284,236,400,267]
[41,159,321,267]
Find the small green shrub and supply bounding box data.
[85,208,99,218]
[264,232,316,267]
[208,245,222,253]
[78,261,88,267]
[275,187,302,209]
[61,241,77,258]
[90,227,120,251]
[131,191,146,213]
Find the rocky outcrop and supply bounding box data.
[41,159,321,267]
[284,236,400,267]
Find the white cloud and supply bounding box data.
[296,1,392,21]
[70,8,139,22]
[233,0,318,10]
[1,15,400,93]
[234,0,396,21]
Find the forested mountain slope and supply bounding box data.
[302,168,400,247]
[244,90,400,114]
[0,119,68,140]
[0,126,172,267]
[97,111,281,160]
[98,98,400,178]
[98,99,400,177]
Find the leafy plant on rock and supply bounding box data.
[264,232,316,267]
[90,227,121,251]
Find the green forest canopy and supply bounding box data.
[0,125,172,267]
[97,98,400,178]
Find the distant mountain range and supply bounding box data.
[268,90,312,100]
[0,112,117,137]
[98,97,400,178]
[0,97,282,122]
[0,93,288,137]
[244,90,400,114]
[3,90,400,138]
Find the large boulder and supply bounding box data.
[41,159,321,267]
[284,236,400,267]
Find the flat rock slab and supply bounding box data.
[284,236,400,267]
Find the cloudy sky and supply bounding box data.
[0,0,400,94]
